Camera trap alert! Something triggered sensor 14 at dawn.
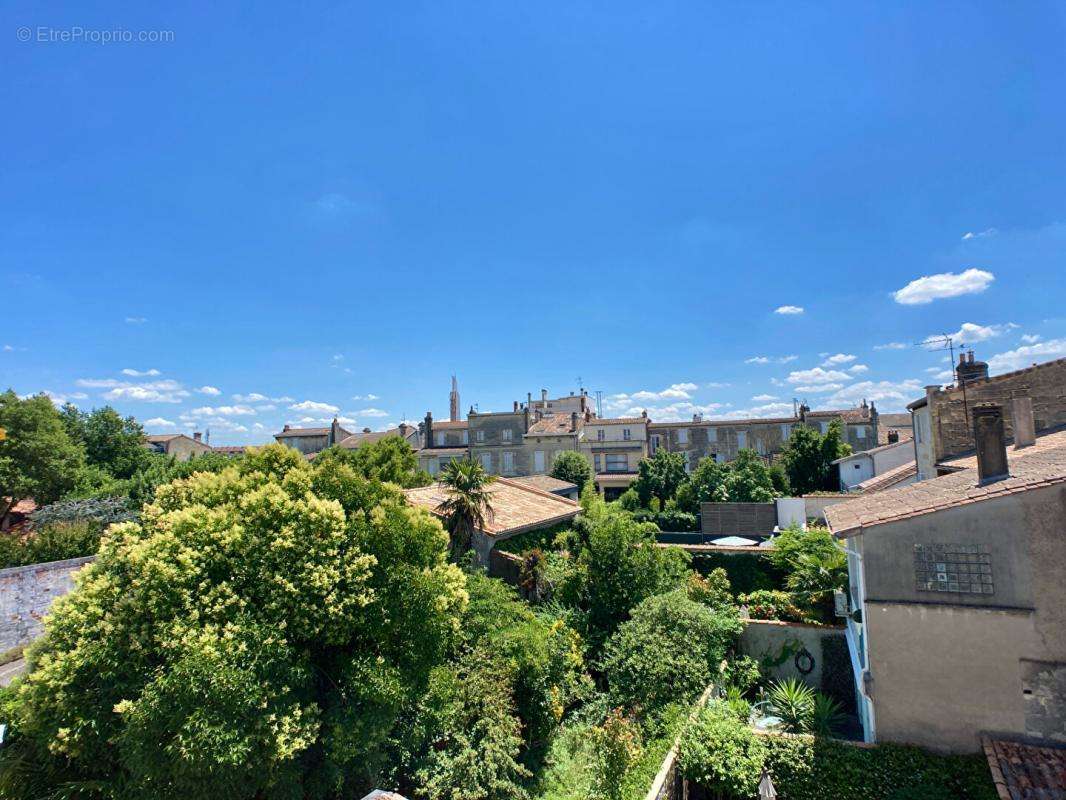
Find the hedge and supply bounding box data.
[689,551,786,595]
[678,706,996,800]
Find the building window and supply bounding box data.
[594,454,602,471]
[707,427,717,443]
[597,428,605,441]
[857,426,868,439]
[501,429,513,443]
[780,423,791,440]
[428,458,439,476]
[479,453,492,472]
[605,454,627,472]
[623,428,631,441]
[737,431,747,449]
[436,432,446,446]
[502,451,515,474]
[476,429,485,443]
[534,450,545,472]
[651,434,661,452]
[820,421,829,434]
[677,428,689,444]
[462,430,469,445]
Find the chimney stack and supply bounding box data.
[887,430,899,444]
[973,403,1010,484]
[957,350,990,385]
[424,412,434,448]
[1011,390,1036,449]
[541,388,548,403]
[513,400,519,412]
[570,411,578,432]
[193,432,202,442]
[283,424,291,432]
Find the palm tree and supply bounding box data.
[436,458,496,560]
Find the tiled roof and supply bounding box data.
[145,434,182,443]
[212,446,246,454]
[275,427,331,438]
[878,413,912,428]
[337,426,417,449]
[527,415,579,435]
[807,407,872,423]
[432,420,468,430]
[649,417,796,428]
[418,447,468,456]
[878,426,914,446]
[403,478,580,537]
[589,417,646,426]
[826,429,1066,537]
[510,475,578,494]
[853,461,918,494]
[983,735,1066,800]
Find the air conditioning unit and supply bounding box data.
[833,589,849,618]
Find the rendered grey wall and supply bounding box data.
[0,556,94,651]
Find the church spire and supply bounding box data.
[449,376,460,422]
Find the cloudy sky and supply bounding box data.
[3,3,1065,443]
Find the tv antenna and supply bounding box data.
[594,390,604,418]
[916,333,970,428]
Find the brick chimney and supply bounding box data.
[541,388,548,404]
[973,403,1009,484]
[1011,390,1035,449]
[957,350,990,385]
[398,422,409,438]
[193,432,202,442]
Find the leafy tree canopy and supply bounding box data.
[550,451,593,490]
[0,391,84,529]
[63,405,151,480]
[675,449,779,512]
[781,419,852,495]
[6,444,468,800]
[602,590,742,712]
[632,450,686,508]
[317,436,432,488]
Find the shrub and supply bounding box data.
[721,655,764,698]
[616,488,640,511]
[590,708,642,800]
[738,589,807,623]
[550,450,594,490]
[0,521,102,568]
[678,705,767,798]
[30,496,137,528]
[686,568,734,610]
[602,590,742,712]
[767,678,816,733]
[655,509,698,532]
[810,693,846,737]
[769,525,848,622]
[690,551,785,595]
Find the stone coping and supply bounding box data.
[0,555,95,579]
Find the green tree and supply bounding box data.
[317,435,432,488]
[769,524,848,621]
[66,406,151,479]
[632,450,686,508]
[781,419,852,495]
[5,444,467,799]
[437,458,496,559]
[676,450,779,512]
[678,705,767,798]
[0,391,84,530]
[590,709,642,800]
[549,450,593,490]
[602,590,742,712]
[567,509,690,648]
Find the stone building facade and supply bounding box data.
[649,402,878,472]
[908,354,1066,480]
[580,415,650,496]
[274,418,352,455]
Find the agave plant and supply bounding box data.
[767,678,815,733]
[810,693,847,737]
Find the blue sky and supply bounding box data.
[3,2,1065,444]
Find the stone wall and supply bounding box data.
[739,619,846,690]
[931,357,1066,462]
[0,556,94,652]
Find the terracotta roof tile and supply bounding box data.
[852,461,918,494]
[510,475,578,494]
[403,478,579,537]
[983,735,1066,800]
[826,429,1066,537]
[527,415,579,435]
[432,420,468,430]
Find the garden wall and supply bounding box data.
[488,548,523,586]
[0,556,94,651]
[739,619,846,693]
[801,494,851,524]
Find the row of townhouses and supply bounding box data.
[272,382,887,497]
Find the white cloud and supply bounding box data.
[752,394,779,402]
[121,368,161,377]
[125,316,147,324]
[606,382,704,409]
[874,342,907,351]
[745,355,797,365]
[253,422,266,430]
[848,364,869,374]
[256,404,277,412]
[1020,334,1042,344]
[290,399,341,415]
[774,305,804,315]
[68,392,88,400]
[332,354,344,362]
[356,407,389,418]
[629,401,726,422]
[821,353,856,366]
[85,378,189,403]
[961,228,998,241]
[926,322,1018,348]
[818,379,925,412]
[234,392,269,402]
[719,402,795,420]
[187,405,256,417]
[144,417,177,428]
[352,393,380,401]
[785,367,852,385]
[987,338,1066,374]
[704,382,731,389]
[3,344,16,352]
[893,268,995,305]
[794,383,846,394]
[198,386,222,396]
